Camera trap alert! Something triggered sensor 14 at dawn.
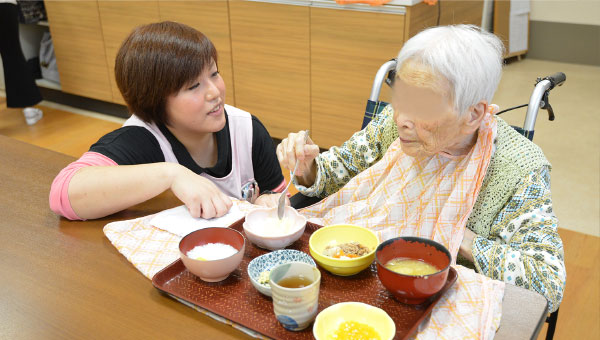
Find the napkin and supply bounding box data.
[149,204,244,237]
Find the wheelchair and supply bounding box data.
[291,58,566,340]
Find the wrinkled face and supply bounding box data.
[391,77,470,158]
[165,60,226,135]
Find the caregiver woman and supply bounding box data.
[49,22,285,220]
[278,25,565,312]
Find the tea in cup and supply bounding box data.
[269,261,321,331]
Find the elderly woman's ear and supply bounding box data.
[462,101,488,135]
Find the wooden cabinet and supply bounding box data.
[494,0,529,58]
[404,1,484,40]
[229,1,310,139]
[44,1,113,102]
[45,0,482,147]
[97,1,160,104]
[158,0,235,105]
[310,7,404,147]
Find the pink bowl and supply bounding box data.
[243,206,306,250]
[375,237,451,305]
[179,227,245,282]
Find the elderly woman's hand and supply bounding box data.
[459,228,477,262]
[277,131,320,187]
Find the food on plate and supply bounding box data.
[384,257,439,276]
[186,242,238,261]
[329,320,381,340]
[258,269,271,285]
[323,241,371,259]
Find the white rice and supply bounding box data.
[187,243,238,261]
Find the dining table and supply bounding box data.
[1,135,548,340]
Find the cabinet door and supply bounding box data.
[44,1,113,102]
[311,8,405,148]
[158,0,235,105]
[229,1,310,139]
[97,1,160,104]
[405,1,483,41]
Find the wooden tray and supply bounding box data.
[152,219,457,339]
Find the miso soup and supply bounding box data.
[384,257,439,276]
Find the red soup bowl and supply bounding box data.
[179,227,246,282]
[375,237,451,305]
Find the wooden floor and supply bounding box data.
[1,98,598,340]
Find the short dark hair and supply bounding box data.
[115,21,218,125]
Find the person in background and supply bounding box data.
[0,0,43,125]
[278,25,565,312]
[50,21,286,220]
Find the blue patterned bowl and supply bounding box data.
[247,249,316,297]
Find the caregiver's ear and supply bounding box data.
[463,101,487,133]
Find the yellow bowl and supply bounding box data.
[309,224,379,276]
[313,302,395,340]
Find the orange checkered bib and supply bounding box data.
[301,113,497,261]
[301,113,505,339]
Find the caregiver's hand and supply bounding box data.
[277,131,320,188]
[170,165,232,219]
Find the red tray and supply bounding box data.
[152,219,457,339]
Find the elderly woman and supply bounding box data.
[277,25,565,312]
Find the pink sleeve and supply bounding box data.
[272,179,291,196]
[49,152,118,220]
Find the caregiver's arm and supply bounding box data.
[293,105,398,198]
[50,153,231,220]
[470,166,566,312]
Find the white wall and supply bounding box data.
[530,0,600,26]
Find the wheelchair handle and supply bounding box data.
[369,59,397,101]
[523,72,566,133]
[544,72,566,89]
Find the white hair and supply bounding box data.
[396,24,504,116]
